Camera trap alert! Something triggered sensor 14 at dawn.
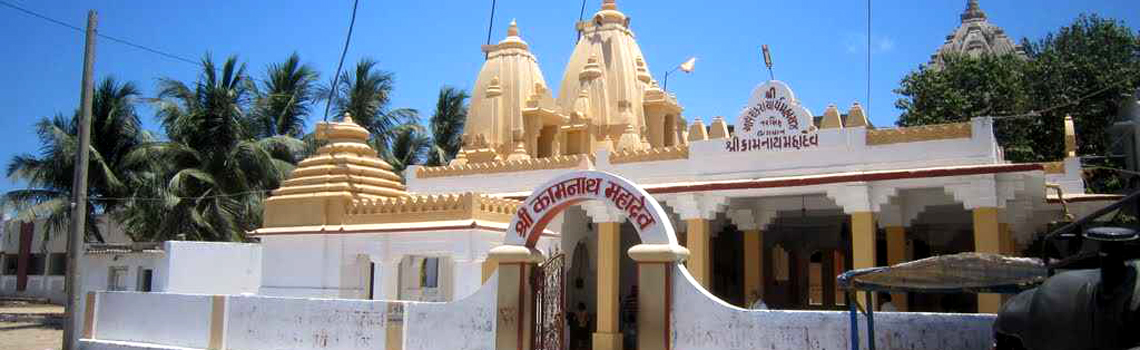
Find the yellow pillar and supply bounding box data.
[594,222,622,350]
[487,245,543,350]
[885,226,908,312]
[743,229,764,306]
[851,212,877,310]
[481,259,496,283]
[628,244,689,350]
[999,223,1015,256]
[685,219,711,288]
[973,207,1002,313]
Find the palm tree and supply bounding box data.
[253,53,319,138]
[3,77,150,242]
[427,86,469,166]
[382,123,432,175]
[324,58,418,152]
[126,54,303,241]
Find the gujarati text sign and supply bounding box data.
[726,80,819,152]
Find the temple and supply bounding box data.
[72,2,1121,350]
[929,0,1026,68]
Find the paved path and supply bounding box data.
[0,299,64,350]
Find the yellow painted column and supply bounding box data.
[628,244,689,350]
[999,223,1015,256]
[685,219,711,288]
[743,229,764,306]
[973,207,1002,314]
[487,246,543,350]
[481,259,496,283]
[594,222,623,350]
[851,212,877,310]
[885,226,908,312]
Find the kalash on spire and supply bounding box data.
[456,0,686,167]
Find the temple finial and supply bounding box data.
[343,112,354,124]
[602,0,617,11]
[507,19,519,37]
[961,0,987,22]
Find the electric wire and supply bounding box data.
[322,0,362,122]
[0,0,202,67]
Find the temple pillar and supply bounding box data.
[885,226,908,311]
[594,222,623,350]
[628,244,689,350]
[851,212,877,310]
[973,207,1002,313]
[743,229,764,305]
[685,219,711,288]
[487,245,543,350]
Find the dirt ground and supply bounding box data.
[0,299,64,350]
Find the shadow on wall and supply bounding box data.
[669,266,996,350]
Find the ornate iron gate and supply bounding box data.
[532,253,566,350]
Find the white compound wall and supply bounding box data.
[670,267,996,350]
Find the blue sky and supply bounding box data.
[1,0,1138,196]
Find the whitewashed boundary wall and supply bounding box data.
[93,292,214,349]
[670,267,996,350]
[226,295,395,350]
[80,273,499,350]
[404,272,498,350]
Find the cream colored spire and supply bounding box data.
[465,20,554,159]
[557,0,649,129]
[845,103,869,128]
[688,118,708,141]
[820,105,843,129]
[708,117,730,139]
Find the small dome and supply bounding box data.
[269,113,409,200]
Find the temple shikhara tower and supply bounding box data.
[929,0,1026,68]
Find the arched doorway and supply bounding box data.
[498,171,683,350]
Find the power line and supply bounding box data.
[322,0,362,122]
[990,81,1130,120]
[0,0,202,67]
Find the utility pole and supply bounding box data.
[63,10,96,350]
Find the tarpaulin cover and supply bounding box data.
[837,252,1047,294]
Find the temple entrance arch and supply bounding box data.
[491,171,687,350]
[506,171,679,248]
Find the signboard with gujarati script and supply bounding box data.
[506,171,675,247]
[726,80,819,153]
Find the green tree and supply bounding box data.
[1022,14,1140,191]
[383,123,432,175]
[427,86,469,166]
[126,54,303,241]
[895,14,1140,192]
[324,58,418,153]
[253,53,320,138]
[3,77,151,241]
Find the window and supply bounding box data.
[28,254,46,275]
[107,266,128,291]
[420,257,439,289]
[136,268,153,292]
[49,253,66,275]
[2,255,16,275]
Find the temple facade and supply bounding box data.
[251,1,1112,348]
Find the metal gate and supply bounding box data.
[532,253,566,350]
